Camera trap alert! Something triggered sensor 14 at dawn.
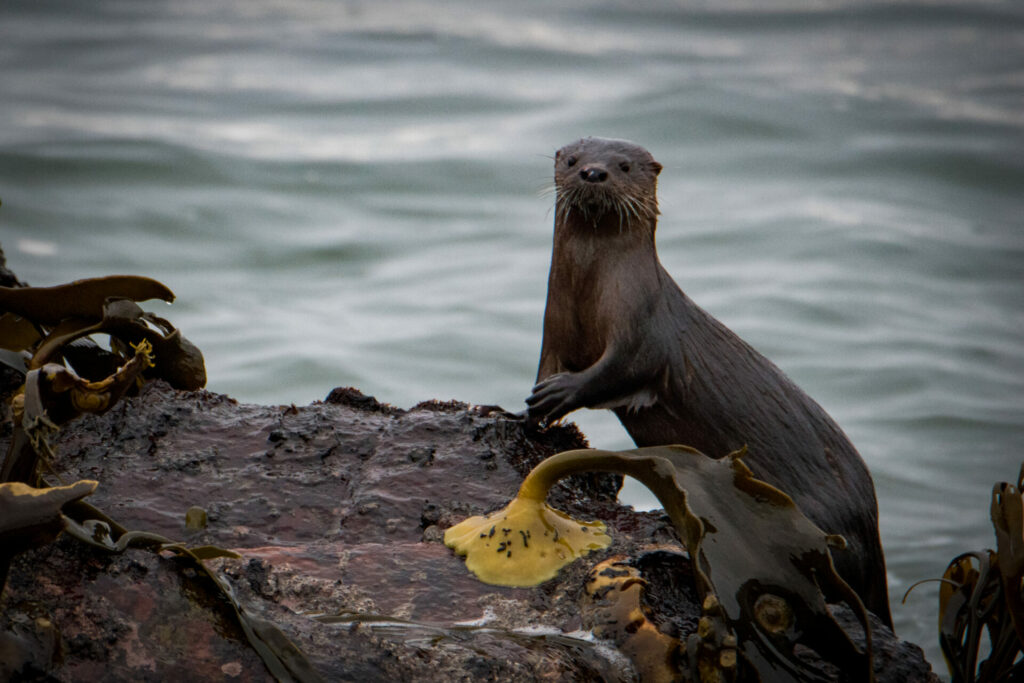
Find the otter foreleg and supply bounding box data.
[526,348,658,428]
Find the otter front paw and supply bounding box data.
[525,372,582,428]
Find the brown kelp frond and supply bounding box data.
[932,462,1024,682]
[0,479,98,597]
[0,274,205,391]
[0,275,174,326]
[2,341,154,485]
[581,556,687,683]
[0,479,97,554]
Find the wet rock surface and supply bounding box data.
[1,382,937,681]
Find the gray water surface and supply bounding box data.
[3,0,1023,673]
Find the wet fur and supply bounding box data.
[527,137,892,626]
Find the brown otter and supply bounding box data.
[525,137,892,626]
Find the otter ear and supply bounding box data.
[649,161,663,176]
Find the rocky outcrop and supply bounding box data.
[0,381,938,681]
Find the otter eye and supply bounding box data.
[619,162,631,173]
[566,156,577,168]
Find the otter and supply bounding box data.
[525,137,891,626]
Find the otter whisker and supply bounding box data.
[622,195,642,230]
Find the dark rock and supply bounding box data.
[0,382,937,681]
[0,244,27,411]
[0,243,26,289]
[2,535,271,682]
[322,386,400,415]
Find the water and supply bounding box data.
[2,0,1023,673]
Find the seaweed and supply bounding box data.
[932,463,1024,682]
[445,445,874,681]
[0,275,174,326]
[1,340,154,484]
[582,556,686,682]
[0,274,205,390]
[0,479,98,593]
[443,488,611,586]
[0,271,321,682]
[0,271,206,483]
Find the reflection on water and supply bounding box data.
[2,0,1023,672]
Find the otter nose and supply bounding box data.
[579,166,608,183]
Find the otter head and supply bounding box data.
[554,137,663,231]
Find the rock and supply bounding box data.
[0,244,26,289]
[0,383,937,681]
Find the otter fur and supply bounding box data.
[526,137,891,626]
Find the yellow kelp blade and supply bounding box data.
[444,496,610,587]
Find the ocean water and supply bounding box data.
[2,0,1022,672]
